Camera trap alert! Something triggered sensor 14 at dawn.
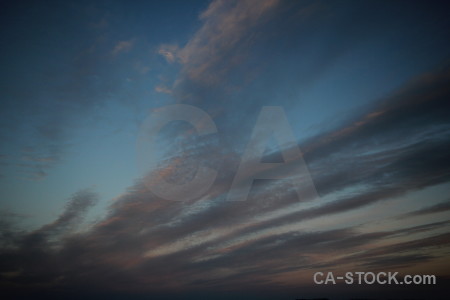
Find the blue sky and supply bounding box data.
[1,1,450,299]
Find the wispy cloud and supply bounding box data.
[158,44,179,64]
[154,84,173,94]
[157,0,283,90]
[400,199,450,219]
[111,39,135,56]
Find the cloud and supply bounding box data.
[154,84,173,94]
[2,60,450,296]
[157,0,289,96]
[158,44,179,63]
[111,39,135,56]
[0,188,98,295]
[38,188,98,234]
[176,0,280,84]
[17,188,98,248]
[2,0,450,297]
[400,199,450,219]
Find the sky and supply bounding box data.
[1,0,450,299]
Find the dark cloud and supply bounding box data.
[0,188,98,296]
[1,188,97,248]
[400,199,450,219]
